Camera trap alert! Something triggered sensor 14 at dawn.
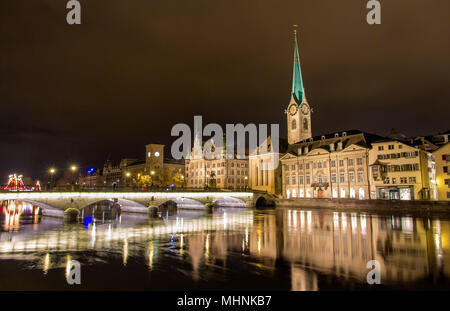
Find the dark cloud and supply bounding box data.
[1,0,449,179]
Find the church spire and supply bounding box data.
[292,28,305,105]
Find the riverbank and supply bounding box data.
[275,198,450,216]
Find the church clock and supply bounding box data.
[301,102,310,115]
[288,104,298,116]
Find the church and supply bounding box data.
[249,30,383,199]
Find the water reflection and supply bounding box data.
[0,199,450,290]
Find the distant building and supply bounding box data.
[185,138,249,190]
[102,144,185,189]
[78,170,103,189]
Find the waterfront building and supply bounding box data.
[368,138,437,200]
[432,142,450,201]
[280,131,383,199]
[185,139,249,190]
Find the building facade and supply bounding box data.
[432,142,450,201]
[102,144,185,189]
[248,136,287,195]
[185,139,249,190]
[368,139,437,200]
[281,131,377,200]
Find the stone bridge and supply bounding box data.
[0,191,274,217]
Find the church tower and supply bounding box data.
[286,29,312,145]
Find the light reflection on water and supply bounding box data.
[1,199,450,290]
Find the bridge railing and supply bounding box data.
[0,186,257,193]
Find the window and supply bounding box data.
[349,171,355,183]
[323,161,327,168]
[306,163,310,169]
[357,158,363,165]
[292,119,297,130]
[299,176,304,184]
[358,171,364,183]
[378,146,384,151]
[444,166,448,173]
[339,173,345,183]
[409,177,416,184]
[331,173,337,183]
[400,177,407,184]
[313,176,318,183]
[348,159,354,166]
[284,165,289,171]
[313,162,317,169]
[324,175,328,183]
[299,164,303,170]
[292,176,296,185]
[291,164,296,170]
[384,177,390,184]
[392,178,397,184]
[306,175,311,184]
[388,145,394,150]
[445,179,449,185]
[331,160,336,168]
[339,160,344,167]
[285,176,289,185]
[399,145,403,149]
[318,175,323,183]
[318,162,322,168]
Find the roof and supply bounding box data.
[291,31,305,105]
[285,130,385,156]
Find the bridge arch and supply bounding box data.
[213,196,247,207]
[79,198,148,213]
[255,195,275,208]
[18,200,64,217]
[158,197,206,210]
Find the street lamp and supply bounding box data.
[126,172,131,187]
[49,168,56,190]
[70,165,78,189]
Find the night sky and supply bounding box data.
[1,0,449,181]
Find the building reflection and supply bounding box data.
[281,209,450,287]
[0,202,449,289]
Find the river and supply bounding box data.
[1,200,449,290]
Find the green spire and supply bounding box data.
[292,30,305,105]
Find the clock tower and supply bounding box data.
[286,29,311,145]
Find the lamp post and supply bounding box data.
[151,170,155,189]
[126,172,131,188]
[49,168,56,190]
[70,165,77,190]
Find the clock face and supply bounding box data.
[289,104,298,116]
[301,103,310,115]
